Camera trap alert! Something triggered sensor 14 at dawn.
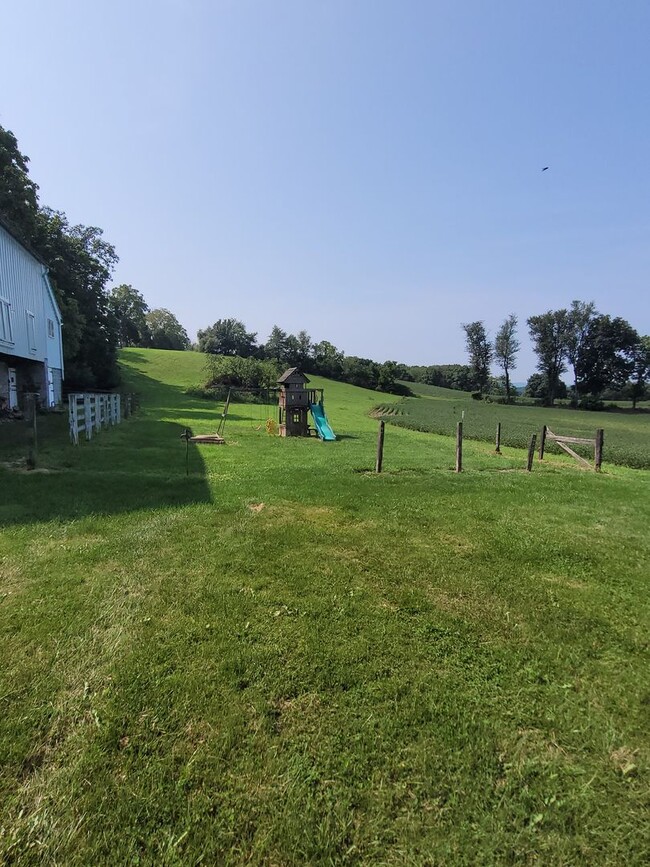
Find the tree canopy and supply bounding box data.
[494,314,519,402]
[197,319,258,356]
[146,309,190,350]
[576,315,639,397]
[107,284,150,348]
[526,310,570,406]
[462,321,493,395]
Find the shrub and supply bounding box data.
[578,395,605,411]
[204,355,280,390]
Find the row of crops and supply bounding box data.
[375,394,650,469]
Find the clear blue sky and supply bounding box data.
[2,0,649,378]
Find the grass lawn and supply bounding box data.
[1,348,649,865]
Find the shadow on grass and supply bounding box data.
[0,367,213,528]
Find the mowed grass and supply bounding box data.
[0,348,649,865]
[377,381,650,469]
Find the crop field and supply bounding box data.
[1,349,649,865]
[375,382,650,470]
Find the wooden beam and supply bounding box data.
[538,424,547,460]
[595,428,604,472]
[375,420,385,473]
[546,434,595,446]
[526,433,537,471]
[554,439,592,469]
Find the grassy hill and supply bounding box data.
[1,348,649,864]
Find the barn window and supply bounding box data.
[47,318,55,338]
[0,298,12,344]
[26,311,37,352]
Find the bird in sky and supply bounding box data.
[542,166,549,171]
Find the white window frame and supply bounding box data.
[26,310,37,352]
[47,318,55,339]
[0,297,13,344]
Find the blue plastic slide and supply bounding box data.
[310,403,336,441]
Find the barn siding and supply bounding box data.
[0,223,64,408]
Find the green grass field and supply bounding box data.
[1,348,649,865]
[376,381,650,469]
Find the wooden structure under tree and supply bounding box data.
[277,368,324,437]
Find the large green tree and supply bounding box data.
[626,335,650,409]
[0,127,39,239]
[494,314,519,402]
[197,318,257,356]
[146,309,190,350]
[281,330,312,369]
[294,330,312,369]
[107,284,150,347]
[34,209,120,389]
[311,340,344,379]
[527,309,570,406]
[264,325,288,363]
[565,300,597,403]
[342,356,380,389]
[461,321,493,395]
[576,315,639,397]
[524,373,567,401]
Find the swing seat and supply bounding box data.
[189,434,225,444]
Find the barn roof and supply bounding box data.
[277,367,310,384]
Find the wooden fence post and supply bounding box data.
[526,433,537,472]
[495,422,501,454]
[538,425,547,460]
[456,421,463,473]
[375,420,385,473]
[595,428,604,472]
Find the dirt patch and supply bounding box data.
[248,502,265,513]
[1,460,59,474]
[610,747,639,776]
[260,502,339,527]
[429,588,501,618]
[269,693,322,734]
[410,532,475,555]
[540,573,587,591]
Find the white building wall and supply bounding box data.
[0,223,64,407]
[0,224,61,364]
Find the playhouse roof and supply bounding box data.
[277,367,310,384]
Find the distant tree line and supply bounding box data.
[0,125,189,391]
[196,319,412,395]
[462,305,649,409]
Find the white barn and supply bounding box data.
[0,219,64,409]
